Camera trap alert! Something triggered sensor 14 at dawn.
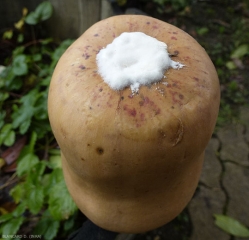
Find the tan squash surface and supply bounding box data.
[48,15,220,233]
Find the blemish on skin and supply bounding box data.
[140,113,145,121]
[123,105,137,117]
[171,36,177,40]
[179,94,184,100]
[153,25,158,29]
[173,32,178,34]
[96,147,104,155]
[94,34,99,37]
[193,77,199,81]
[173,50,179,56]
[99,88,103,92]
[81,157,85,161]
[169,90,183,105]
[139,97,161,115]
[82,53,90,60]
[87,143,91,147]
[60,127,67,139]
[79,65,86,70]
[172,118,184,146]
[146,21,150,25]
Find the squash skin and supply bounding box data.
[48,15,220,233]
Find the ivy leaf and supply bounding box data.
[12,54,28,76]
[25,1,53,25]
[34,210,60,240]
[214,214,249,238]
[36,1,53,21]
[49,180,77,220]
[2,216,24,235]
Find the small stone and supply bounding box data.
[188,186,229,240]
[200,138,221,188]
[217,124,249,166]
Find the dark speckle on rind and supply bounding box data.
[79,65,86,70]
[94,34,99,37]
[82,53,91,60]
[96,147,104,155]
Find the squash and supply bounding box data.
[48,15,220,233]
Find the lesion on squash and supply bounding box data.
[172,117,184,146]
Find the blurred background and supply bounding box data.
[0,0,249,239]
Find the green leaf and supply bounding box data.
[43,168,64,196]
[25,1,53,25]
[32,53,42,62]
[34,211,60,240]
[0,123,15,146]
[0,111,6,129]
[16,153,39,176]
[2,216,24,235]
[12,202,26,217]
[197,27,209,36]
[0,92,9,102]
[0,213,12,224]
[63,215,76,231]
[10,184,25,204]
[28,131,37,153]
[49,180,77,220]
[12,89,39,134]
[3,30,13,39]
[25,12,40,25]
[27,184,44,214]
[48,155,62,169]
[49,149,61,155]
[214,214,249,238]
[12,54,28,76]
[226,61,237,70]
[36,1,53,21]
[231,44,249,59]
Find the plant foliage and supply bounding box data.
[0,2,77,239]
[214,214,249,238]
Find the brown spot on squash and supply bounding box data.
[96,147,104,155]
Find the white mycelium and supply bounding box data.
[96,32,184,93]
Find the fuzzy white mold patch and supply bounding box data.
[96,32,184,94]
